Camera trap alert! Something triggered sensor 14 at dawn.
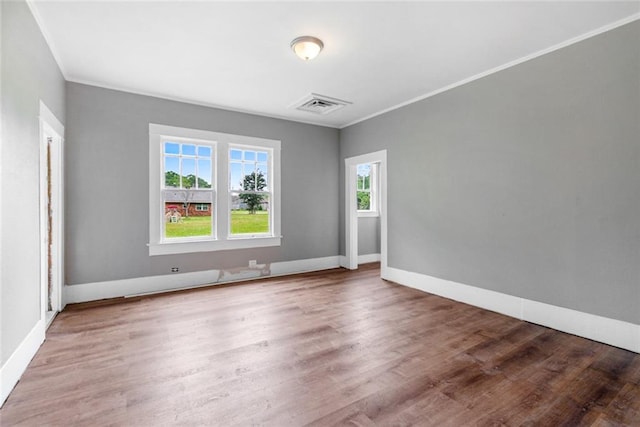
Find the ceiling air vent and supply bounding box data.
[290,93,352,115]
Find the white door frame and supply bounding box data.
[344,150,387,276]
[39,101,65,326]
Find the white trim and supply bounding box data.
[38,101,64,137]
[268,256,341,276]
[341,253,381,267]
[357,211,379,218]
[65,256,341,304]
[341,13,640,129]
[345,151,387,272]
[345,161,358,270]
[148,236,282,256]
[25,1,67,78]
[385,267,640,354]
[0,320,45,407]
[339,256,349,269]
[358,253,381,264]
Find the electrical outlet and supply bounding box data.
[171,267,179,273]
[249,260,257,268]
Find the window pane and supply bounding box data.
[242,164,255,190]
[357,164,371,191]
[230,162,242,191]
[257,151,268,162]
[244,169,266,192]
[244,150,256,161]
[258,165,269,191]
[165,142,180,154]
[164,157,180,188]
[164,202,213,239]
[357,163,371,176]
[230,149,242,160]
[182,144,196,156]
[198,146,211,157]
[182,158,196,188]
[197,159,212,188]
[357,191,371,210]
[230,194,269,235]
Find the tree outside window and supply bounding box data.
[357,163,375,212]
[230,148,271,235]
[162,141,213,238]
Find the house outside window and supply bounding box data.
[149,124,281,255]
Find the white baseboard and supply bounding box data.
[65,256,341,304]
[339,256,348,269]
[358,253,381,264]
[339,253,381,268]
[0,320,45,407]
[384,267,640,354]
[268,256,341,276]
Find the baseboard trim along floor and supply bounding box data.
[384,266,640,354]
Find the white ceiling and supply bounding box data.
[29,1,640,128]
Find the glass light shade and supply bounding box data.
[291,36,324,61]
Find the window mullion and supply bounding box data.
[179,153,183,189]
[217,141,229,240]
[194,152,199,189]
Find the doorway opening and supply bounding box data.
[39,102,64,327]
[344,150,387,276]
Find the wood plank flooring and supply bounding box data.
[1,263,639,426]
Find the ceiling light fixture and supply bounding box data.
[291,36,324,61]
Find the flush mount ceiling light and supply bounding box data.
[291,36,324,61]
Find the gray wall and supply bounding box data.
[1,1,66,363]
[65,83,340,285]
[358,217,380,256]
[340,21,640,324]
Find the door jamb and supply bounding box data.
[39,101,65,326]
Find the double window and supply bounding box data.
[149,124,281,255]
[357,162,378,216]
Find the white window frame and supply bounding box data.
[228,144,274,239]
[161,136,216,242]
[149,124,281,255]
[195,203,209,212]
[357,162,379,217]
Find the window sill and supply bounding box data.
[357,211,379,218]
[148,236,282,256]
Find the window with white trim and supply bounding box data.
[229,147,271,236]
[357,163,378,217]
[162,139,214,239]
[149,124,281,255]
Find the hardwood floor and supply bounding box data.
[1,263,639,426]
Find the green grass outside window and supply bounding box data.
[165,211,269,238]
